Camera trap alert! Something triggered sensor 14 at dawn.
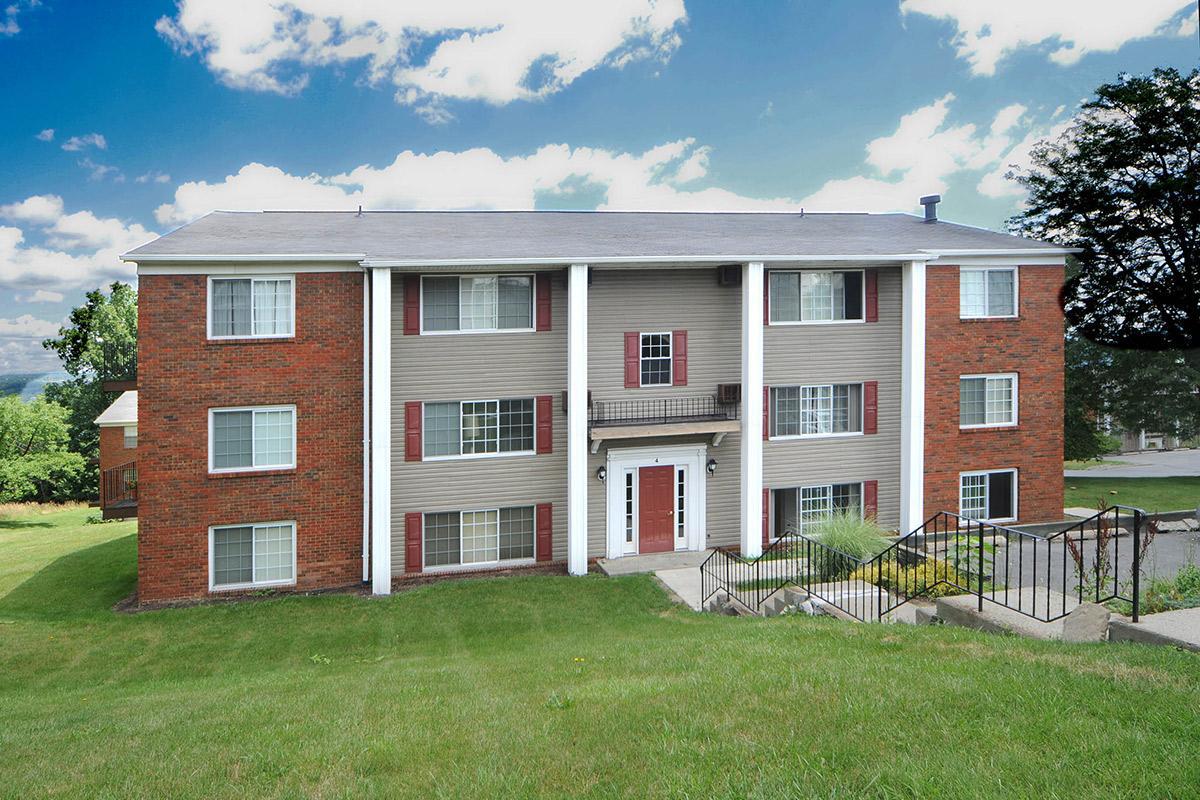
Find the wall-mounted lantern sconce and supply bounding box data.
[597,466,607,483]
[706,458,718,476]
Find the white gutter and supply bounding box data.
[120,253,367,263]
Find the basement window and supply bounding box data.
[210,521,295,590]
[423,506,535,569]
[959,469,1017,522]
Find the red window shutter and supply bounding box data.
[865,269,878,323]
[535,273,552,331]
[624,332,640,388]
[536,503,553,562]
[404,512,423,573]
[762,488,771,547]
[863,480,878,521]
[671,330,687,386]
[763,273,770,325]
[535,395,553,454]
[863,381,878,435]
[404,401,422,461]
[762,385,770,441]
[403,275,420,335]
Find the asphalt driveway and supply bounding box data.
[1065,449,1200,478]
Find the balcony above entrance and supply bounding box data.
[588,394,741,452]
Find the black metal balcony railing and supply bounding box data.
[589,395,740,427]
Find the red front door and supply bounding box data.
[638,465,676,553]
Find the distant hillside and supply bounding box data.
[0,372,70,399]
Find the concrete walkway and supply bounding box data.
[1110,607,1200,652]
[1065,449,1200,478]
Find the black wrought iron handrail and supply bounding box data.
[590,395,739,427]
[699,505,1146,623]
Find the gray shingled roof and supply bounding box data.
[125,210,1064,262]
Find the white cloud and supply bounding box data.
[1,1,37,36]
[35,128,54,142]
[155,138,804,225]
[901,0,1196,75]
[156,0,687,118]
[977,119,1073,198]
[0,315,62,338]
[1180,9,1199,37]
[0,197,154,291]
[79,158,124,182]
[1,194,65,225]
[61,132,108,151]
[15,289,65,304]
[136,170,172,184]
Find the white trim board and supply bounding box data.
[604,443,708,560]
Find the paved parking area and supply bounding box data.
[1065,449,1200,478]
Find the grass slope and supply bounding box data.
[1064,477,1200,514]
[2,507,1199,799]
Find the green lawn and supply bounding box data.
[1064,458,1132,471]
[1064,476,1200,513]
[3,506,1200,798]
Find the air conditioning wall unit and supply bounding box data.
[716,383,742,404]
[717,265,742,287]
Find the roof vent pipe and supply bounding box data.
[920,194,940,223]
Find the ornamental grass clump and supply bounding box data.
[850,558,968,599]
[809,511,890,560]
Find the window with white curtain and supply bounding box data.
[421,274,533,333]
[209,277,293,338]
[771,383,863,437]
[959,268,1017,318]
[209,406,296,472]
[210,521,295,589]
[769,270,864,323]
[423,506,535,568]
[960,374,1017,427]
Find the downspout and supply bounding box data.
[362,268,371,583]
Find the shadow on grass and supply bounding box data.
[0,518,55,529]
[0,533,136,620]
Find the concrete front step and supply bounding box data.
[934,588,1083,640]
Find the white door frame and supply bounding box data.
[605,443,707,558]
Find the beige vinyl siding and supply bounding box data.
[390,270,569,572]
[763,264,903,530]
[586,268,743,552]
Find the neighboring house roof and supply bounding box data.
[95,390,137,427]
[124,210,1069,264]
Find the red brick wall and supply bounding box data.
[137,272,365,603]
[924,265,1064,524]
[98,425,132,474]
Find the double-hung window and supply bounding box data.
[960,470,1017,522]
[640,332,673,386]
[209,405,296,472]
[423,506,535,568]
[424,398,534,458]
[774,482,863,536]
[210,521,295,590]
[959,268,1017,318]
[960,374,1017,427]
[209,276,294,338]
[123,425,138,449]
[769,270,864,323]
[422,275,533,333]
[771,383,863,437]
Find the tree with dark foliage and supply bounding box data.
[1010,67,1200,366]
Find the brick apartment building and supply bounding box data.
[121,201,1067,603]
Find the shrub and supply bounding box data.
[850,558,969,599]
[809,511,890,560]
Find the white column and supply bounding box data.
[900,260,927,535]
[370,267,393,594]
[740,262,765,557]
[567,263,589,575]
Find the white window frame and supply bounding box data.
[206,275,295,340]
[208,520,297,591]
[958,468,1018,523]
[773,481,865,539]
[422,398,537,462]
[638,331,674,388]
[770,382,865,440]
[959,267,1018,320]
[768,268,867,326]
[959,373,1018,429]
[123,425,138,449]
[421,505,537,572]
[419,274,536,335]
[208,404,297,474]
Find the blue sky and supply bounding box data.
[1,0,1197,371]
